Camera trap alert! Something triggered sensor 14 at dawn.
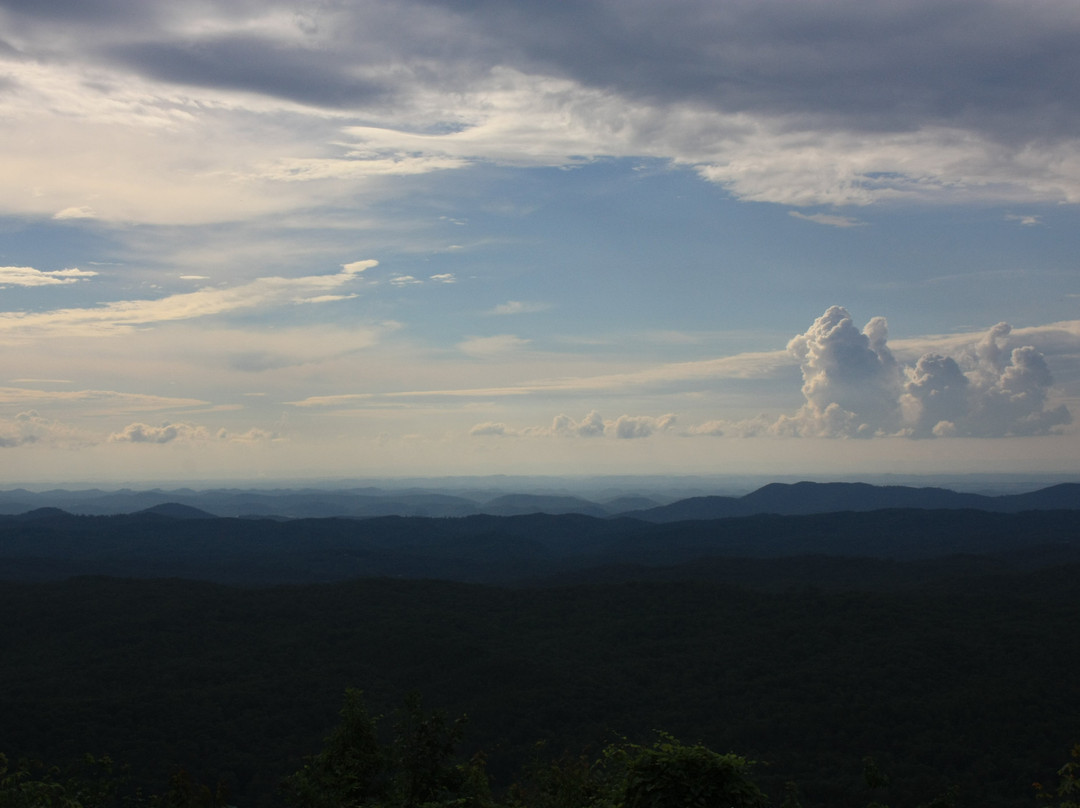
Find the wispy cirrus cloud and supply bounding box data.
[489,300,549,315]
[285,349,799,409]
[52,206,96,220]
[0,386,208,413]
[789,211,865,228]
[1005,213,1042,226]
[0,267,98,287]
[457,334,532,357]
[0,260,378,341]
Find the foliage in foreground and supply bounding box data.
[1036,744,1080,808]
[3,691,1077,808]
[0,754,228,808]
[283,690,769,808]
[282,690,492,808]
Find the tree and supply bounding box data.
[389,692,492,808]
[282,689,389,808]
[0,753,82,808]
[1036,745,1080,808]
[283,690,492,808]
[606,735,767,808]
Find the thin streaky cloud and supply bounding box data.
[0,261,377,340]
[490,300,550,315]
[1005,213,1042,226]
[457,334,532,357]
[0,266,98,287]
[0,386,209,411]
[789,211,865,228]
[289,349,796,408]
[52,206,96,220]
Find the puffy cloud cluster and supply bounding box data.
[0,413,43,447]
[471,411,676,439]
[0,414,277,448]
[684,420,727,437]
[771,307,1071,439]
[109,422,276,444]
[0,411,91,448]
[109,422,214,444]
[901,324,1071,438]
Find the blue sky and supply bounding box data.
[1,0,1079,482]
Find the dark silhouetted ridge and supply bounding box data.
[15,507,74,520]
[627,480,1080,522]
[138,502,218,519]
[480,494,609,517]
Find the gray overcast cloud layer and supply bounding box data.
[4,0,1079,139]
[440,0,1080,137]
[2,0,1079,221]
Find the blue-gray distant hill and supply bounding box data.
[1,480,1078,521]
[138,502,218,520]
[0,488,486,519]
[479,494,610,517]
[3,505,1080,585]
[626,481,1080,522]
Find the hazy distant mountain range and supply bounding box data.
[2,481,1079,585]
[0,480,1077,520]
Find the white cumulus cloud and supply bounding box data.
[0,411,94,448]
[109,422,214,444]
[756,307,1071,439]
[109,421,277,444]
[901,323,1072,438]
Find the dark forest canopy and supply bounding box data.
[2,506,1080,586]
[2,571,1078,808]
[3,481,1079,807]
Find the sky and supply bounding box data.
[2,0,1080,484]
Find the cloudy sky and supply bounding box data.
[2,0,1080,483]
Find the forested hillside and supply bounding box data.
[4,485,1079,807]
[2,570,1078,807]
[3,507,1080,584]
